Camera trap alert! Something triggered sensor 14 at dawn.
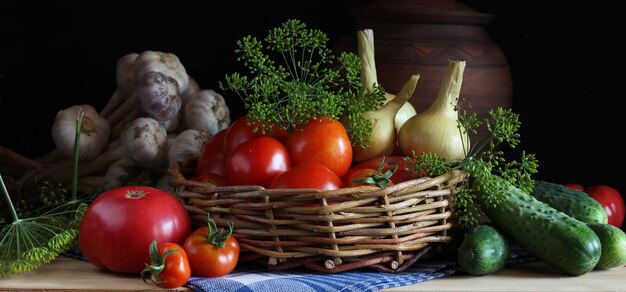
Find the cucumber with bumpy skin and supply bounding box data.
[478,177,601,276]
[457,224,510,275]
[531,181,608,224]
[587,223,626,269]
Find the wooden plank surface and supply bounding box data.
[0,256,624,291]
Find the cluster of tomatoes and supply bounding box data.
[194,116,413,191]
[79,186,239,289]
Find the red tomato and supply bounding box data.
[225,136,291,187]
[288,117,352,177]
[223,116,288,156]
[343,168,395,188]
[192,172,229,186]
[344,156,412,185]
[194,129,227,177]
[563,183,585,191]
[585,185,625,228]
[142,240,191,288]
[183,221,240,277]
[79,186,191,273]
[269,162,341,191]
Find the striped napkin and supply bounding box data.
[185,251,533,292]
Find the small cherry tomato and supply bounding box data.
[269,162,341,191]
[183,220,240,278]
[142,240,191,289]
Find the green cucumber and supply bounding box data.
[478,177,601,276]
[457,224,510,275]
[531,180,608,224]
[587,223,626,269]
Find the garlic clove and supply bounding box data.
[51,104,110,161]
[133,51,189,93]
[124,117,168,168]
[184,89,231,135]
[137,71,182,121]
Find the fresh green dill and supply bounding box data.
[219,19,385,146]
[405,107,539,229]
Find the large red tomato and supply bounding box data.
[225,136,291,188]
[223,116,288,156]
[585,185,625,228]
[183,221,240,278]
[194,128,228,178]
[269,162,341,191]
[79,186,191,273]
[287,117,352,177]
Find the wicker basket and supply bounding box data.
[169,159,465,273]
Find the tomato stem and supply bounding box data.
[141,240,179,285]
[351,155,397,189]
[207,216,234,249]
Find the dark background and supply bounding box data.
[1,1,625,199]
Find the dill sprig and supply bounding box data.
[220,19,385,146]
[0,111,89,277]
[405,107,539,229]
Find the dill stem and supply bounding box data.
[71,111,84,201]
[0,174,19,222]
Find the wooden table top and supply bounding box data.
[0,256,624,291]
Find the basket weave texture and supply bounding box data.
[169,160,465,273]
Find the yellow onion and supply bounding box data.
[357,29,417,133]
[398,60,470,161]
[353,75,420,162]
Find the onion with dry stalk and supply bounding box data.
[357,29,417,132]
[184,89,231,135]
[398,60,470,161]
[353,74,420,162]
[51,105,110,162]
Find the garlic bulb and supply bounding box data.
[104,157,140,189]
[398,60,470,161]
[159,108,182,133]
[357,29,417,132]
[125,117,168,168]
[116,53,139,97]
[184,89,231,135]
[181,76,200,106]
[52,105,110,161]
[137,71,182,121]
[168,129,210,167]
[134,51,189,93]
[353,74,419,162]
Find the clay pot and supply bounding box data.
[333,0,512,145]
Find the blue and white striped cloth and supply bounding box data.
[185,252,533,292]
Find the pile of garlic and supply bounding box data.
[28,51,231,192]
